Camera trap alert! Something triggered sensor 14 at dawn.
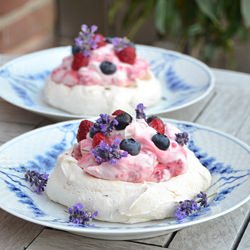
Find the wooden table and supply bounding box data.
[0,55,250,250]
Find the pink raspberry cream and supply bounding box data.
[72,119,188,183]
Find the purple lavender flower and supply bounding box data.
[91,139,128,164]
[74,24,99,56]
[135,103,146,120]
[175,132,189,146]
[68,203,98,226]
[197,191,208,208]
[175,199,198,220]
[175,192,208,221]
[111,37,134,51]
[90,114,118,136]
[24,170,49,194]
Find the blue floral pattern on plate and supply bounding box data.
[0,119,249,240]
[0,46,214,120]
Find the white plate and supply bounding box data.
[0,46,214,120]
[0,119,249,240]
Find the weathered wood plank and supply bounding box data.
[0,210,43,250]
[0,98,44,125]
[0,121,34,145]
[168,201,250,250]
[213,69,250,87]
[194,85,250,134]
[26,229,171,250]
[236,111,250,146]
[34,119,54,129]
[163,90,215,122]
[237,220,250,250]
[132,234,172,247]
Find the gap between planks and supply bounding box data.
[25,228,174,250]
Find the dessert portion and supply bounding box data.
[44,24,161,115]
[46,104,211,223]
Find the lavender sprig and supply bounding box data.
[91,139,128,164]
[68,203,98,226]
[111,37,134,51]
[135,103,146,120]
[175,191,208,221]
[24,170,48,194]
[197,191,208,207]
[90,114,118,136]
[175,132,189,146]
[74,24,99,56]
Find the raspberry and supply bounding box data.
[94,34,106,48]
[147,116,165,134]
[112,109,125,116]
[76,120,94,142]
[115,47,136,64]
[92,133,109,147]
[72,52,89,71]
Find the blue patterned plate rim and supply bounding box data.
[0,118,249,235]
[0,45,215,120]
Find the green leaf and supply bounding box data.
[155,0,168,34]
[202,43,215,63]
[123,0,144,30]
[108,0,125,24]
[187,23,202,36]
[127,0,155,39]
[195,0,218,23]
[241,0,250,27]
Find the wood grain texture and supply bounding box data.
[0,98,44,125]
[162,90,215,122]
[236,106,250,145]
[168,202,250,250]
[0,121,34,145]
[0,210,43,250]
[237,221,250,250]
[194,85,250,134]
[26,229,170,250]
[132,234,172,247]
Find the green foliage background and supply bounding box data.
[109,0,250,63]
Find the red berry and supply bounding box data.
[92,133,109,147]
[94,34,106,48]
[112,109,125,116]
[76,120,94,142]
[115,47,136,64]
[147,117,165,134]
[72,52,89,71]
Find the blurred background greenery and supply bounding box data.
[1,0,250,72]
[109,0,250,67]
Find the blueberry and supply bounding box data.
[115,112,133,130]
[151,133,170,150]
[120,138,141,156]
[72,45,81,55]
[89,127,96,138]
[100,61,117,75]
[105,37,112,43]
